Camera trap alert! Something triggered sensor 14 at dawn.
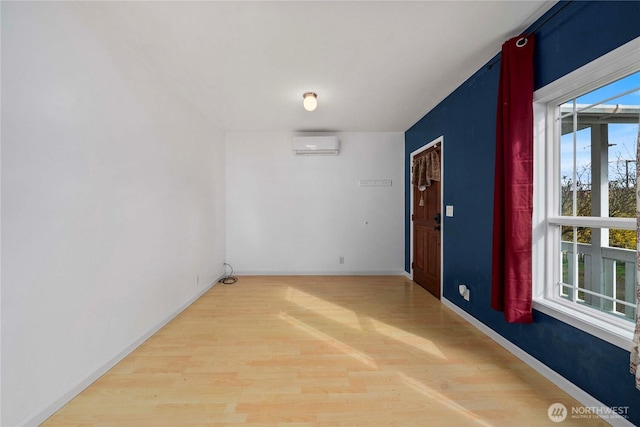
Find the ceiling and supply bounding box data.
[68,1,556,133]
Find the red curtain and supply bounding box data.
[491,35,535,323]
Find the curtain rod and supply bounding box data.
[487,0,573,70]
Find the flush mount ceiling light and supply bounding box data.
[302,92,317,111]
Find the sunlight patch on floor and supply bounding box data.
[367,317,446,360]
[285,287,362,330]
[278,311,378,370]
[398,372,495,427]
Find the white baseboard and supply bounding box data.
[19,277,222,427]
[441,298,634,427]
[403,270,412,280]
[234,270,406,276]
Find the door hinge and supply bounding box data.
[411,214,414,221]
[411,262,414,269]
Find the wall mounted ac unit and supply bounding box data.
[292,136,340,155]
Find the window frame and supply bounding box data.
[532,37,640,351]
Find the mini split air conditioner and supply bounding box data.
[292,136,340,155]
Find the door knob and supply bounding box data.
[434,225,441,231]
[434,213,441,224]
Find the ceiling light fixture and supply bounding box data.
[303,92,317,111]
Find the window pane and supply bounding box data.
[558,71,640,219]
[559,111,592,216]
[560,226,590,301]
[559,226,637,321]
[608,122,637,218]
[608,228,637,320]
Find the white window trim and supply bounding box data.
[532,36,640,351]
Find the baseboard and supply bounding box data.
[441,298,634,427]
[403,270,412,280]
[19,277,222,427]
[233,270,406,276]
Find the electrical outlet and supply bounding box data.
[459,284,470,301]
[196,275,199,286]
[339,256,345,264]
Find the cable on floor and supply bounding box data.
[219,263,238,285]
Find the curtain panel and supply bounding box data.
[491,35,535,324]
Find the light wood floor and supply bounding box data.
[42,276,607,426]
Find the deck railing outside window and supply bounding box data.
[560,240,637,320]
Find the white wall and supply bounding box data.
[226,132,404,275]
[1,4,225,425]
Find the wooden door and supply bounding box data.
[412,146,441,298]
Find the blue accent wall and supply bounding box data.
[405,1,640,424]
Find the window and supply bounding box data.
[533,38,640,349]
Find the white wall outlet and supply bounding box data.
[339,256,345,264]
[458,284,470,301]
[196,275,200,286]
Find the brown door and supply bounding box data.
[412,146,441,298]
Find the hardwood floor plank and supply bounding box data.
[42,276,608,426]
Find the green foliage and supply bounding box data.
[560,160,636,250]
